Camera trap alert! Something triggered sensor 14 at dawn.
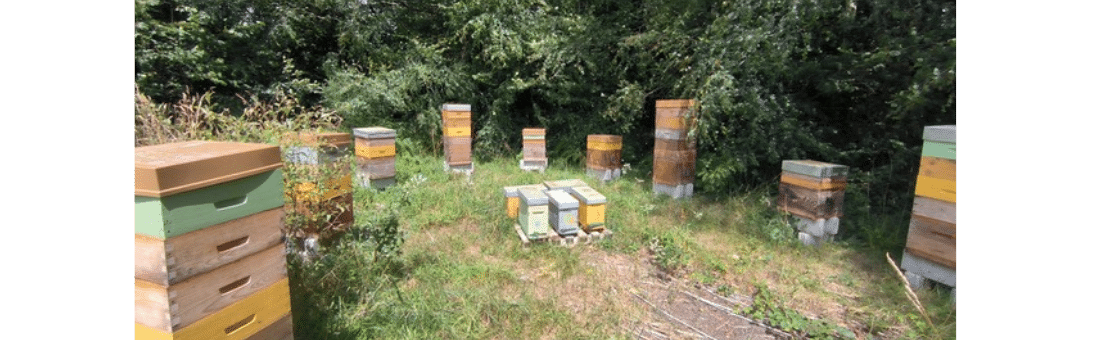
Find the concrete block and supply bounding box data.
[586,168,621,182]
[355,174,395,190]
[443,160,475,174]
[794,216,825,237]
[900,250,956,287]
[519,159,546,172]
[653,183,693,199]
[797,232,821,247]
[905,270,929,290]
[824,216,840,235]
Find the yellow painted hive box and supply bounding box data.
[566,186,607,231]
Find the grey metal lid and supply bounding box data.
[566,186,606,205]
[922,125,955,144]
[543,179,589,190]
[504,184,545,197]
[353,127,397,139]
[441,103,471,111]
[519,187,549,205]
[781,160,849,178]
[546,190,579,209]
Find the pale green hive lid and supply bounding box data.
[566,186,606,205]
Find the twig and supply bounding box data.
[631,292,719,340]
[679,290,796,340]
[885,253,935,328]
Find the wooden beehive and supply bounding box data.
[442,104,473,166]
[522,128,547,168]
[546,190,581,236]
[652,138,696,186]
[135,141,293,340]
[589,133,624,174]
[353,127,398,188]
[283,132,355,237]
[902,125,956,288]
[503,184,547,219]
[777,160,848,220]
[518,188,550,238]
[566,186,607,232]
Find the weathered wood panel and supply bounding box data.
[777,183,845,219]
[356,156,397,179]
[918,156,956,181]
[135,278,291,340]
[653,149,695,185]
[911,196,956,224]
[244,313,294,340]
[905,215,956,269]
[136,245,288,332]
[135,208,284,286]
[135,170,285,239]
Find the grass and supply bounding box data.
[135,90,956,339]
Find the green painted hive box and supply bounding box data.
[135,141,286,240]
[518,188,550,238]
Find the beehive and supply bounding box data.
[135,141,293,340]
[503,184,547,218]
[777,160,848,245]
[901,125,956,289]
[442,104,474,171]
[586,135,622,181]
[546,190,580,236]
[283,132,355,239]
[518,188,550,238]
[653,99,697,199]
[521,128,547,171]
[566,186,607,232]
[353,127,397,189]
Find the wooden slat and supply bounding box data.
[441,110,471,121]
[135,170,286,239]
[244,313,294,340]
[136,245,288,332]
[586,134,622,143]
[918,156,955,181]
[905,216,956,268]
[355,144,396,159]
[914,175,956,203]
[587,140,622,151]
[911,196,956,224]
[777,183,845,219]
[136,208,284,286]
[443,127,471,137]
[780,172,847,191]
[356,157,396,179]
[136,278,291,340]
[135,141,283,198]
[653,150,695,185]
[921,141,956,160]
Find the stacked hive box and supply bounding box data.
[442,103,474,173]
[283,132,354,241]
[503,184,548,219]
[653,99,696,199]
[520,128,547,172]
[546,190,581,236]
[586,135,622,181]
[566,186,607,233]
[353,127,397,189]
[135,141,293,340]
[518,188,551,239]
[902,125,956,291]
[778,160,849,246]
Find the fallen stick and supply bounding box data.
[679,290,796,340]
[886,253,935,329]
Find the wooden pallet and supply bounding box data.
[514,223,613,247]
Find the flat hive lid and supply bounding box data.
[353,127,397,139]
[546,190,579,209]
[922,125,956,144]
[522,128,546,136]
[543,179,589,190]
[519,187,549,205]
[504,184,546,197]
[442,103,471,111]
[781,160,849,178]
[135,141,283,197]
[566,186,606,205]
[285,131,352,147]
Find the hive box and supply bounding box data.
[135,142,285,239]
[503,184,548,219]
[518,188,550,238]
[353,127,398,189]
[566,186,606,232]
[546,190,580,236]
[654,99,695,140]
[652,138,695,186]
[902,125,956,288]
[586,135,622,181]
[135,278,292,340]
[521,128,547,170]
[135,245,288,332]
[281,132,352,165]
[777,160,848,220]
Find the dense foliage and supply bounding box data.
[136,0,954,251]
